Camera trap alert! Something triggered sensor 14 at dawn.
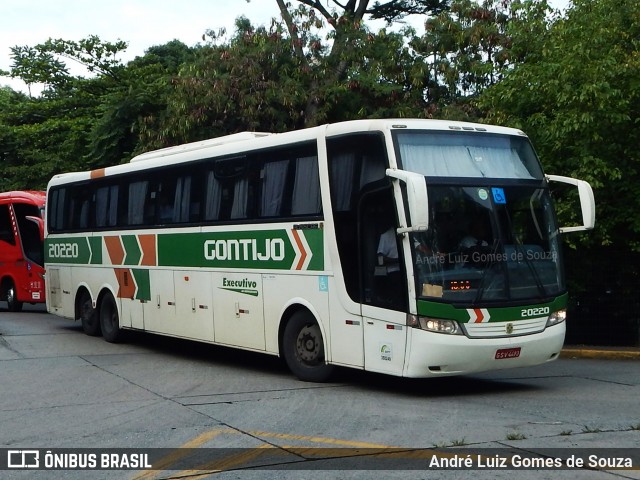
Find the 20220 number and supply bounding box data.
[49,243,79,259]
[521,306,550,318]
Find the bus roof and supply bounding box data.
[130,132,274,163]
[46,119,528,188]
[0,190,46,204]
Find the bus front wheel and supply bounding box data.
[6,282,23,312]
[99,293,123,343]
[283,311,334,382]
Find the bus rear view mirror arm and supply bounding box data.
[546,174,596,233]
[386,168,429,233]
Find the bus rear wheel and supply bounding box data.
[99,292,123,343]
[6,282,23,312]
[79,291,100,336]
[283,311,334,382]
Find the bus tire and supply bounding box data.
[282,310,334,382]
[99,292,123,343]
[6,282,23,312]
[79,290,100,336]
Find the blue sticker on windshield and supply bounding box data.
[492,187,506,204]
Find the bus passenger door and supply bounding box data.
[174,271,214,342]
[359,188,408,375]
[212,272,265,350]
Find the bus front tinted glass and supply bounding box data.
[412,185,563,304]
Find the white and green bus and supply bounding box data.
[45,119,594,381]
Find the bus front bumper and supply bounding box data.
[402,322,565,378]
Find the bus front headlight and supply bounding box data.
[546,309,567,327]
[407,315,463,335]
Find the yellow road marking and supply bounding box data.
[173,444,274,479]
[131,427,472,479]
[130,427,228,480]
[245,430,395,449]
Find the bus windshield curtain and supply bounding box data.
[399,135,534,179]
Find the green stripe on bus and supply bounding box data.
[131,269,151,301]
[417,293,568,323]
[122,235,142,265]
[157,229,324,271]
[303,229,324,271]
[88,236,102,264]
[45,237,91,264]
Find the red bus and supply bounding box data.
[0,191,46,311]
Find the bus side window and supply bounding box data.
[95,184,119,228]
[0,204,15,245]
[291,155,321,216]
[127,181,149,226]
[154,179,176,224]
[204,171,222,221]
[259,159,290,218]
[327,133,389,304]
[49,188,67,232]
[65,185,92,230]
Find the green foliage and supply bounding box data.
[4,1,638,248]
[408,0,520,119]
[1,37,196,185]
[90,40,196,163]
[141,1,441,147]
[478,0,640,251]
[368,0,450,22]
[0,96,93,189]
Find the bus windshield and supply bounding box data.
[411,184,563,304]
[14,203,45,267]
[393,130,562,305]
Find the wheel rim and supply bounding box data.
[7,287,15,305]
[295,323,322,365]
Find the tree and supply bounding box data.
[407,0,552,120]
[141,0,449,146]
[1,37,195,185]
[478,0,640,345]
[276,0,448,126]
[478,0,640,251]
[90,40,196,164]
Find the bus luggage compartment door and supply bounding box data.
[212,272,264,350]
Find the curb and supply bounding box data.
[560,346,640,360]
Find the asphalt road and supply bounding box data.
[1,304,639,479]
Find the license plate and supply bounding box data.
[495,347,521,359]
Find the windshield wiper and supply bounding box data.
[504,205,547,301]
[472,238,503,305]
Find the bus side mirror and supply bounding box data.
[26,215,45,241]
[385,169,429,233]
[546,174,596,233]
